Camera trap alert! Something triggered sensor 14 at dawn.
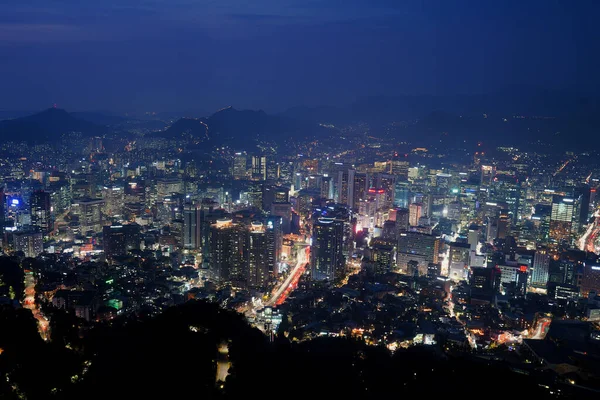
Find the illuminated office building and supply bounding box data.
[311,217,345,281]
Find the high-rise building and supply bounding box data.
[497,264,529,295]
[209,218,245,284]
[395,208,410,232]
[183,202,202,249]
[328,163,351,204]
[156,178,183,202]
[393,181,410,208]
[396,232,441,273]
[470,266,500,295]
[532,203,552,242]
[409,203,422,226]
[232,152,248,180]
[376,173,396,210]
[30,190,52,235]
[449,242,470,267]
[251,155,267,181]
[262,185,289,211]
[489,174,520,224]
[270,202,292,234]
[497,211,510,239]
[266,215,282,274]
[336,168,351,206]
[575,185,591,226]
[427,262,442,278]
[349,171,368,210]
[370,240,394,275]
[103,224,141,261]
[531,247,550,288]
[102,185,125,218]
[590,187,598,210]
[581,262,600,296]
[0,187,5,232]
[381,220,397,240]
[390,159,409,181]
[549,195,578,244]
[247,222,269,289]
[14,230,43,258]
[73,198,105,234]
[266,159,280,181]
[311,217,345,281]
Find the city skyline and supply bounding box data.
[2,2,600,399]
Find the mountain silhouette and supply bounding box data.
[159,106,327,148]
[0,108,105,143]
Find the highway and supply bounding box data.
[265,244,310,307]
[578,210,600,254]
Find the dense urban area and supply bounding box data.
[0,105,599,399]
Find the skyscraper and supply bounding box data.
[409,203,422,226]
[336,168,351,206]
[375,173,395,211]
[30,190,52,235]
[531,247,550,288]
[232,152,248,180]
[581,262,600,296]
[183,202,202,249]
[549,195,578,245]
[311,217,345,281]
[393,181,410,208]
[209,218,245,283]
[349,171,368,210]
[247,222,269,289]
[266,215,282,274]
[251,155,267,181]
[0,187,5,232]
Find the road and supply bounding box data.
[529,317,552,340]
[578,210,600,254]
[215,342,231,384]
[23,271,50,341]
[265,244,310,307]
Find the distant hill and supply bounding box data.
[280,87,600,151]
[0,108,105,142]
[396,109,596,151]
[281,88,600,126]
[162,117,210,140]
[159,106,327,148]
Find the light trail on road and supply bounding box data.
[578,210,600,254]
[265,244,310,307]
[23,271,49,341]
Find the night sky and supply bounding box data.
[1,0,599,114]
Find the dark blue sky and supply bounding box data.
[1,0,599,114]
